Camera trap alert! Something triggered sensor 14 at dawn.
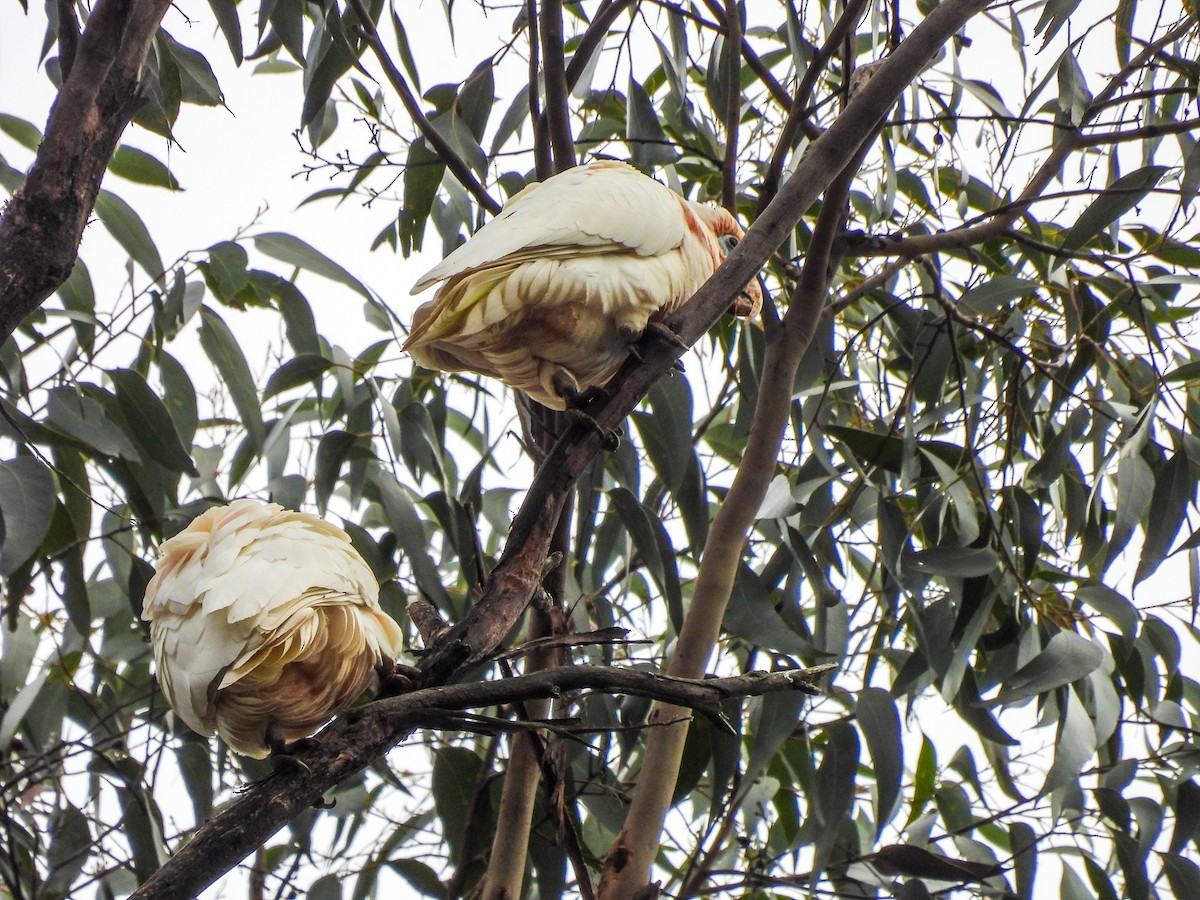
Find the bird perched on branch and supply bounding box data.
[142,499,405,758]
[404,160,762,410]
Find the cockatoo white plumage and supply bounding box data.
[404,160,761,409]
[142,499,404,758]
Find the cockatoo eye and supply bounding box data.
[718,234,739,254]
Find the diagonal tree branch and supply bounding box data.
[346,0,501,215]
[0,0,174,344]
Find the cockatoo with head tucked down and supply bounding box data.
[142,499,405,758]
[404,160,762,409]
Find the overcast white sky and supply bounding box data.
[0,3,494,348]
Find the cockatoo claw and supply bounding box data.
[636,320,688,351]
[564,407,621,451]
[268,732,319,773]
[377,661,422,696]
[270,752,312,776]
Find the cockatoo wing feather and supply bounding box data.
[410,161,690,293]
[143,499,404,755]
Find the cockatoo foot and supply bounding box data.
[564,407,621,451]
[626,321,688,351]
[377,661,422,696]
[267,726,319,773]
[270,752,312,775]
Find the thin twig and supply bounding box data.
[346,0,500,214]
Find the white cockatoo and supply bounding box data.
[142,499,405,758]
[404,160,762,409]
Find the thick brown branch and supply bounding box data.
[721,0,742,212]
[0,0,173,343]
[127,664,832,900]
[539,0,577,172]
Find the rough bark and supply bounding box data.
[0,0,173,343]
[127,664,832,900]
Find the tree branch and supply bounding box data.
[127,664,832,900]
[594,1,995,892]
[0,0,174,344]
[758,0,870,213]
[539,0,577,171]
[843,15,1196,262]
[721,0,742,212]
[346,0,501,215]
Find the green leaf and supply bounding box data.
[1076,584,1138,638]
[202,241,250,301]
[627,76,676,166]
[161,31,224,105]
[1164,854,1200,900]
[1041,686,1096,793]
[315,430,358,514]
[958,277,1040,317]
[95,191,164,281]
[1136,448,1190,584]
[58,259,97,354]
[1011,821,1038,900]
[46,387,141,460]
[608,487,682,629]
[263,355,334,400]
[993,631,1105,705]
[198,307,266,451]
[44,804,91,896]
[1056,49,1092,125]
[308,874,342,900]
[904,546,998,578]
[723,564,811,654]
[400,136,445,255]
[388,859,444,897]
[431,746,483,859]
[1170,780,1200,854]
[0,113,41,150]
[1062,166,1169,251]
[253,232,373,301]
[109,146,182,190]
[109,369,199,476]
[206,0,243,63]
[1107,454,1153,566]
[0,457,55,576]
[858,688,902,835]
[376,477,451,610]
[808,722,859,877]
[390,11,422,92]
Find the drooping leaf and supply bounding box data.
[95,190,164,281]
[1062,166,1169,251]
[0,457,55,577]
[858,688,903,835]
[197,307,266,451]
[109,145,182,190]
[994,632,1104,706]
[109,368,199,476]
[253,232,373,301]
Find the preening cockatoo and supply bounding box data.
[404,160,762,409]
[142,499,404,758]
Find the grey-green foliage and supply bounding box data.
[2,0,1200,897]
